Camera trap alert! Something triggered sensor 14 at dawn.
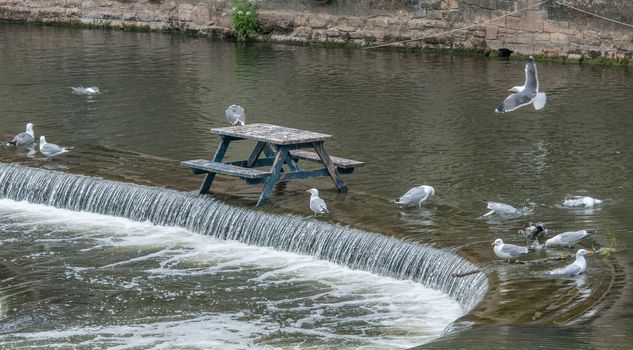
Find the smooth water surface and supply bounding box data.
[1,22,633,348]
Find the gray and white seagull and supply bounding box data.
[225,104,245,126]
[8,122,35,147]
[39,136,74,157]
[393,185,435,207]
[306,188,328,216]
[492,238,529,262]
[495,56,547,113]
[549,249,593,276]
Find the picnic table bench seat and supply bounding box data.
[289,150,364,170]
[182,159,271,179]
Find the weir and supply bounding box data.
[0,163,487,310]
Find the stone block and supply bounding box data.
[486,26,498,40]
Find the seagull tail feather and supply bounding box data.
[7,141,17,146]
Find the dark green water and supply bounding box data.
[1,22,633,349]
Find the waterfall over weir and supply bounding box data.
[0,163,487,310]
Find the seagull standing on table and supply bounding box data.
[7,123,35,147]
[495,56,547,113]
[225,104,245,126]
[492,239,529,262]
[306,188,328,216]
[39,136,73,157]
[549,249,593,276]
[545,229,591,248]
[393,185,435,207]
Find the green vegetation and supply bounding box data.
[230,0,260,41]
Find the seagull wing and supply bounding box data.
[310,197,328,213]
[500,243,528,257]
[496,91,536,113]
[395,187,428,205]
[524,57,539,93]
[558,230,589,245]
[11,132,34,146]
[549,262,582,276]
[41,142,66,156]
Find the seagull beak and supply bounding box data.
[491,241,496,246]
[507,88,513,91]
[587,251,594,256]
[305,190,311,193]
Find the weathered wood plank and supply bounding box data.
[211,123,333,145]
[182,160,272,179]
[289,150,364,169]
[257,147,289,206]
[313,142,348,192]
[198,136,231,194]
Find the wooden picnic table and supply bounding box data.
[182,123,363,206]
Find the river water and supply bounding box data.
[1,22,632,349]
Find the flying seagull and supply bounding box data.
[39,136,74,157]
[8,123,35,146]
[549,249,593,276]
[306,188,328,216]
[393,185,435,207]
[225,104,245,126]
[495,56,547,113]
[492,238,529,262]
[545,229,591,248]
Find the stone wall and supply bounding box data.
[1,0,632,60]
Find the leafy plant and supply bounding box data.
[230,0,260,41]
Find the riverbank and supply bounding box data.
[1,0,633,65]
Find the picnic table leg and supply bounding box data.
[199,136,231,195]
[264,144,298,171]
[247,141,269,167]
[313,141,348,192]
[256,147,289,206]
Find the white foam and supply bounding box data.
[0,198,464,348]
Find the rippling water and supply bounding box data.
[1,22,633,348]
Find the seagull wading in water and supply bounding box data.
[545,229,591,248]
[482,200,518,217]
[549,249,593,276]
[306,188,328,216]
[495,56,547,113]
[492,239,529,262]
[39,136,73,157]
[563,196,603,208]
[8,123,35,147]
[393,185,435,207]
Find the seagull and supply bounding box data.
[563,196,603,208]
[545,229,591,248]
[495,56,547,113]
[549,249,593,276]
[39,136,74,157]
[393,185,435,207]
[492,239,529,262]
[521,221,548,240]
[71,86,100,95]
[306,188,328,216]
[225,104,245,126]
[482,200,518,217]
[7,123,35,146]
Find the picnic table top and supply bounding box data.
[210,123,333,145]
